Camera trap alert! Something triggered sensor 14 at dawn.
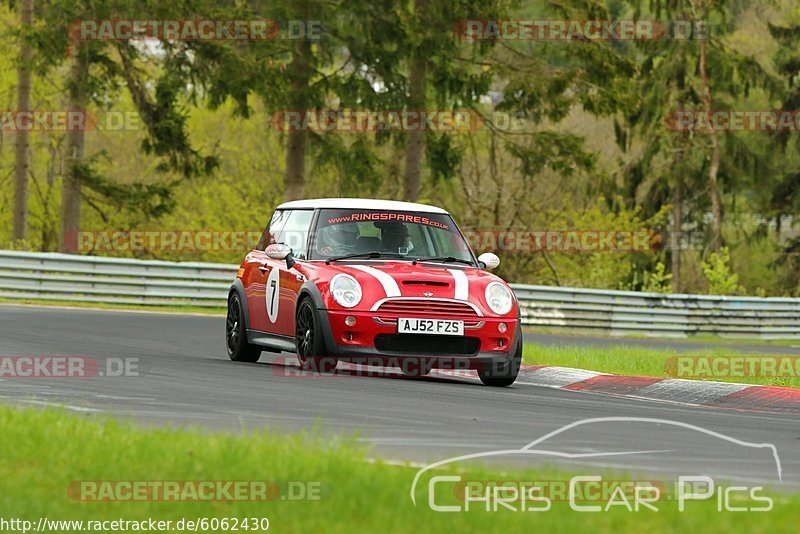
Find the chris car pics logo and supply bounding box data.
[410,417,781,513]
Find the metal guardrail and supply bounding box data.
[1,250,798,338]
[514,284,800,339]
[0,250,236,307]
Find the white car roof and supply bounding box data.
[276,198,449,214]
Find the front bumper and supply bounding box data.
[317,308,518,371]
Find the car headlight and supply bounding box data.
[330,274,362,308]
[485,282,513,315]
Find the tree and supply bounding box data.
[621,0,778,289]
[402,0,427,201]
[282,0,314,200]
[189,0,342,202]
[688,0,722,253]
[767,15,800,293]
[60,38,89,249]
[462,0,635,229]
[29,0,218,251]
[335,0,507,201]
[619,4,700,292]
[12,0,33,243]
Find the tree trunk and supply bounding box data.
[13,0,34,243]
[671,177,682,293]
[489,129,501,226]
[59,43,88,253]
[402,0,427,202]
[698,33,722,253]
[283,29,312,201]
[670,104,688,293]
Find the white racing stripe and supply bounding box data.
[350,265,401,297]
[448,269,469,300]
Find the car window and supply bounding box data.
[256,210,289,251]
[276,210,314,259]
[310,209,474,263]
[408,224,433,256]
[429,225,455,256]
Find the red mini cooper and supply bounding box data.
[226,198,522,386]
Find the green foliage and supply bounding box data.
[701,247,745,296]
[510,197,669,291]
[643,262,673,294]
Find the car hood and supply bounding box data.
[301,260,512,313]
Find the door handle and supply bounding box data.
[258,264,269,272]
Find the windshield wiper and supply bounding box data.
[325,251,407,264]
[413,256,474,266]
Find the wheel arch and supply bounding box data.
[297,281,339,357]
[229,278,252,331]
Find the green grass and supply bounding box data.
[525,327,800,347]
[523,343,800,388]
[1,407,798,533]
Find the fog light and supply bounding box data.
[498,322,507,333]
[345,315,357,326]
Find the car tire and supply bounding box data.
[295,298,338,373]
[226,293,262,363]
[477,329,522,387]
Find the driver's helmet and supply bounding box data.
[379,222,411,252]
[324,222,360,247]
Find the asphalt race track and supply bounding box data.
[1,304,798,492]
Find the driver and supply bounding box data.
[379,222,412,254]
[318,222,359,256]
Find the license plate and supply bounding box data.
[397,318,464,336]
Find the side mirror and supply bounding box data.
[266,243,291,260]
[266,243,295,269]
[477,252,500,270]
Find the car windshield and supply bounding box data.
[310,209,475,264]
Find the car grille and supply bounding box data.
[374,334,480,356]
[375,299,479,317]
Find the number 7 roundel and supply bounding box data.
[265,267,280,323]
